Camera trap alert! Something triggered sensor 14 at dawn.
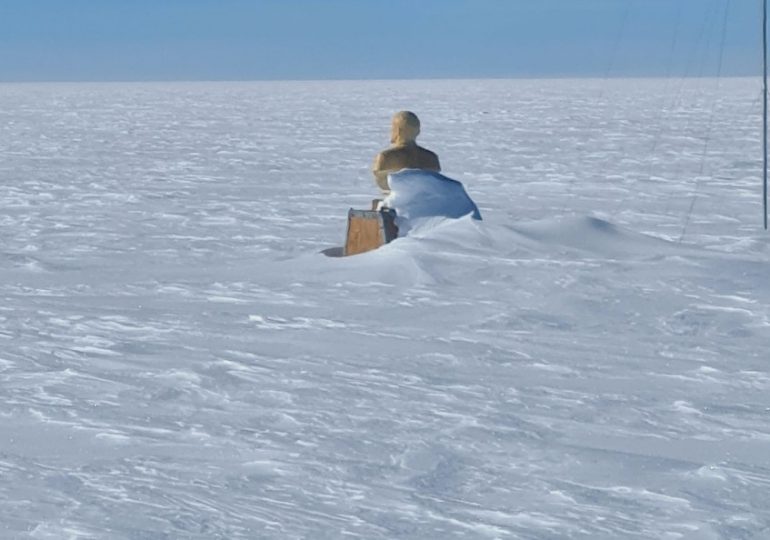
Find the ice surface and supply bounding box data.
[1,79,769,539]
[383,169,481,235]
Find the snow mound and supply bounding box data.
[509,215,676,258]
[383,169,481,234]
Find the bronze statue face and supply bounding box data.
[390,111,420,146]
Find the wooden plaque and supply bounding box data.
[344,209,398,256]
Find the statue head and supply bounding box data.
[390,111,421,146]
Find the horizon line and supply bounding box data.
[0,74,762,85]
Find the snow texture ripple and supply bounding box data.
[1,79,769,539]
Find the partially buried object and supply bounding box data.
[339,111,478,257]
[341,168,482,257]
[341,111,439,256]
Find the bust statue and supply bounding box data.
[372,111,441,193]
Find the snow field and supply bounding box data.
[1,79,769,539]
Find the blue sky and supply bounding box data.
[0,0,760,81]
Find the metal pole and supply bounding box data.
[762,0,767,230]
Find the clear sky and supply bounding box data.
[0,0,760,82]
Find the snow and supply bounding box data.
[382,169,481,235]
[1,78,769,539]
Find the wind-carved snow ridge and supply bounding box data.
[509,215,679,258]
[383,169,481,236]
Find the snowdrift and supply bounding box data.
[382,169,481,235]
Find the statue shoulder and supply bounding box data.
[378,147,402,159]
[418,145,441,170]
[419,146,439,159]
[374,147,401,170]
